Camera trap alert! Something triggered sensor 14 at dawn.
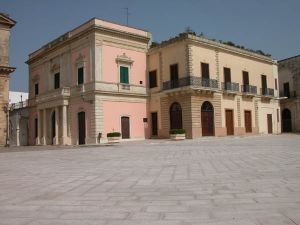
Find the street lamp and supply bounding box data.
[3,104,10,147]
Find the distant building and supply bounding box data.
[278,55,300,132]
[0,13,16,146]
[9,91,29,146]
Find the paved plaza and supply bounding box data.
[0,134,300,225]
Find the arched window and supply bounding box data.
[170,102,182,129]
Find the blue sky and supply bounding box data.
[1,0,300,92]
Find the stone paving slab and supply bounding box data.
[0,134,300,225]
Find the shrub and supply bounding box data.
[107,132,121,137]
[169,129,186,134]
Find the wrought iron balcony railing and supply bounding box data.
[222,82,239,92]
[241,84,257,95]
[279,91,297,98]
[261,88,274,97]
[162,76,218,90]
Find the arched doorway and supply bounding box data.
[170,102,182,129]
[282,108,292,132]
[51,111,56,145]
[201,101,214,136]
[78,111,86,145]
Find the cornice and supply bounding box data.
[0,66,16,74]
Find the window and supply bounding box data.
[283,82,290,98]
[34,118,38,138]
[261,75,267,95]
[201,63,209,79]
[275,78,278,90]
[54,72,60,89]
[149,70,157,88]
[120,66,129,84]
[34,83,39,96]
[77,67,84,85]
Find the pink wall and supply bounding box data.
[102,45,147,86]
[103,101,148,138]
[71,47,90,86]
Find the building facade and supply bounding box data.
[278,55,300,132]
[148,33,281,138]
[27,18,151,145]
[27,18,281,146]
[0,13,16,146]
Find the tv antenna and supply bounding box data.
[124,7,130,26]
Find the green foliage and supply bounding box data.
[170,129,186,134]
[107,132,121,137]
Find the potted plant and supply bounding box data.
[170,129,186,140]
[107,132,121,143]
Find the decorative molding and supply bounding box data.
[51,63,60,72]
[76,53,86,66]
[115,53,134,65]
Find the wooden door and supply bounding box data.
[121,116,130,139]
[244,111,252,133]
[267,114,272,134]
[78,112,86,145]
[243,71,249,92]
[201,102,214,136]
[201,63,210,79]
[225,110,234,135]
[151,112,158,136]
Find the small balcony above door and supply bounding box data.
[241,84,257,97]
[222,82,239,94]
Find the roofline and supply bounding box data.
[0,12,17,27]
[149,33,276,64]
[278,54,300,62]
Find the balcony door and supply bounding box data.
[170,64,179,88]
[283,82,290,98]
[243,71,249,92]
[224,67,231,90]
[261,75,267,95]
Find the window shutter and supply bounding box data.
[120,66,129,84]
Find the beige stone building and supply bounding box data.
[148,33,281,138]
[278,55,300,132]
[0,13,16,146]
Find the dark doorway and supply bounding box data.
[282,108,292,132]
[78,111,86,145]
[283,82,290,98]
[225,109,234,135]
[244,111,252,133]
[267,114,272,134]
[51,111,56,145]
[151,112,158,136]
[201,101,214,136]
[170,102,183,129]
[121,116,130,139]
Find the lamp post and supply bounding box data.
[3,104,10,147]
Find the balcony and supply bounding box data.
[260,88,274,97]
[280,91,297,99]
[72,82,147,96]
[222,82,239,93]
[36,87,71,104]
[241,85,257,96]
[162,76,218,91]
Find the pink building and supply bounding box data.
[27,18,151,145]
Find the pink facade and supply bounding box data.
[27,18,150,145]
[102,45,147,85]
[103,101,148,139]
